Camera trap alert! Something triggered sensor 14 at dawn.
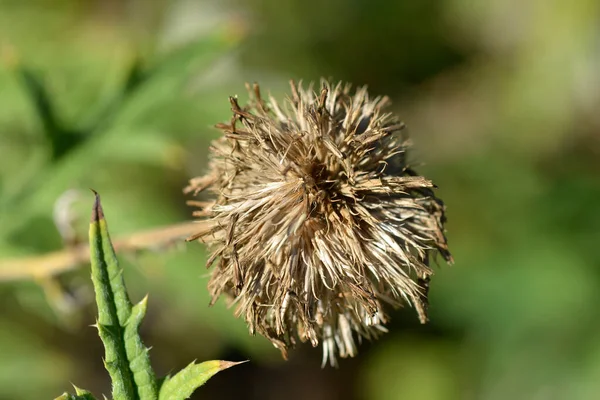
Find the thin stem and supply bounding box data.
[0,221,207,282]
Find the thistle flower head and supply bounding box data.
[185,80,452,366]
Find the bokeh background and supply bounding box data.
[1,0,599,399]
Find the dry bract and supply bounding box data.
[186,80,452,366]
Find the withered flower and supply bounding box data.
[185,80,452,366]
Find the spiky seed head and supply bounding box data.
[185,80,453,366]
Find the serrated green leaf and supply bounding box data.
[54,394,95,400]
[54,386,97,400]
[124,296,158,398]
[158,360,245,400]
[96,325,135,399]
[74,386,95,397]
[89,192,158,400]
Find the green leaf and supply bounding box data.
[158,360,246,400]
[54,385,96,399]
[0,31,233,240]
[18,67,85,160]
[89,191,158,400]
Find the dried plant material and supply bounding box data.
[186,80,453,366]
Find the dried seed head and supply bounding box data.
[185,80,453,366]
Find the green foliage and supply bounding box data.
[88,192,157,400]
[158,360,246,400]
[0,29,234,243]
[59,193,240,399]
[55,386,96,400]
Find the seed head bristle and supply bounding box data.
[186,79,452,366]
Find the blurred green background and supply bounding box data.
[1,0,599,399]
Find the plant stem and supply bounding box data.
[0,221,207,282]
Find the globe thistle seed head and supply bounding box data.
[186,80,453,366]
